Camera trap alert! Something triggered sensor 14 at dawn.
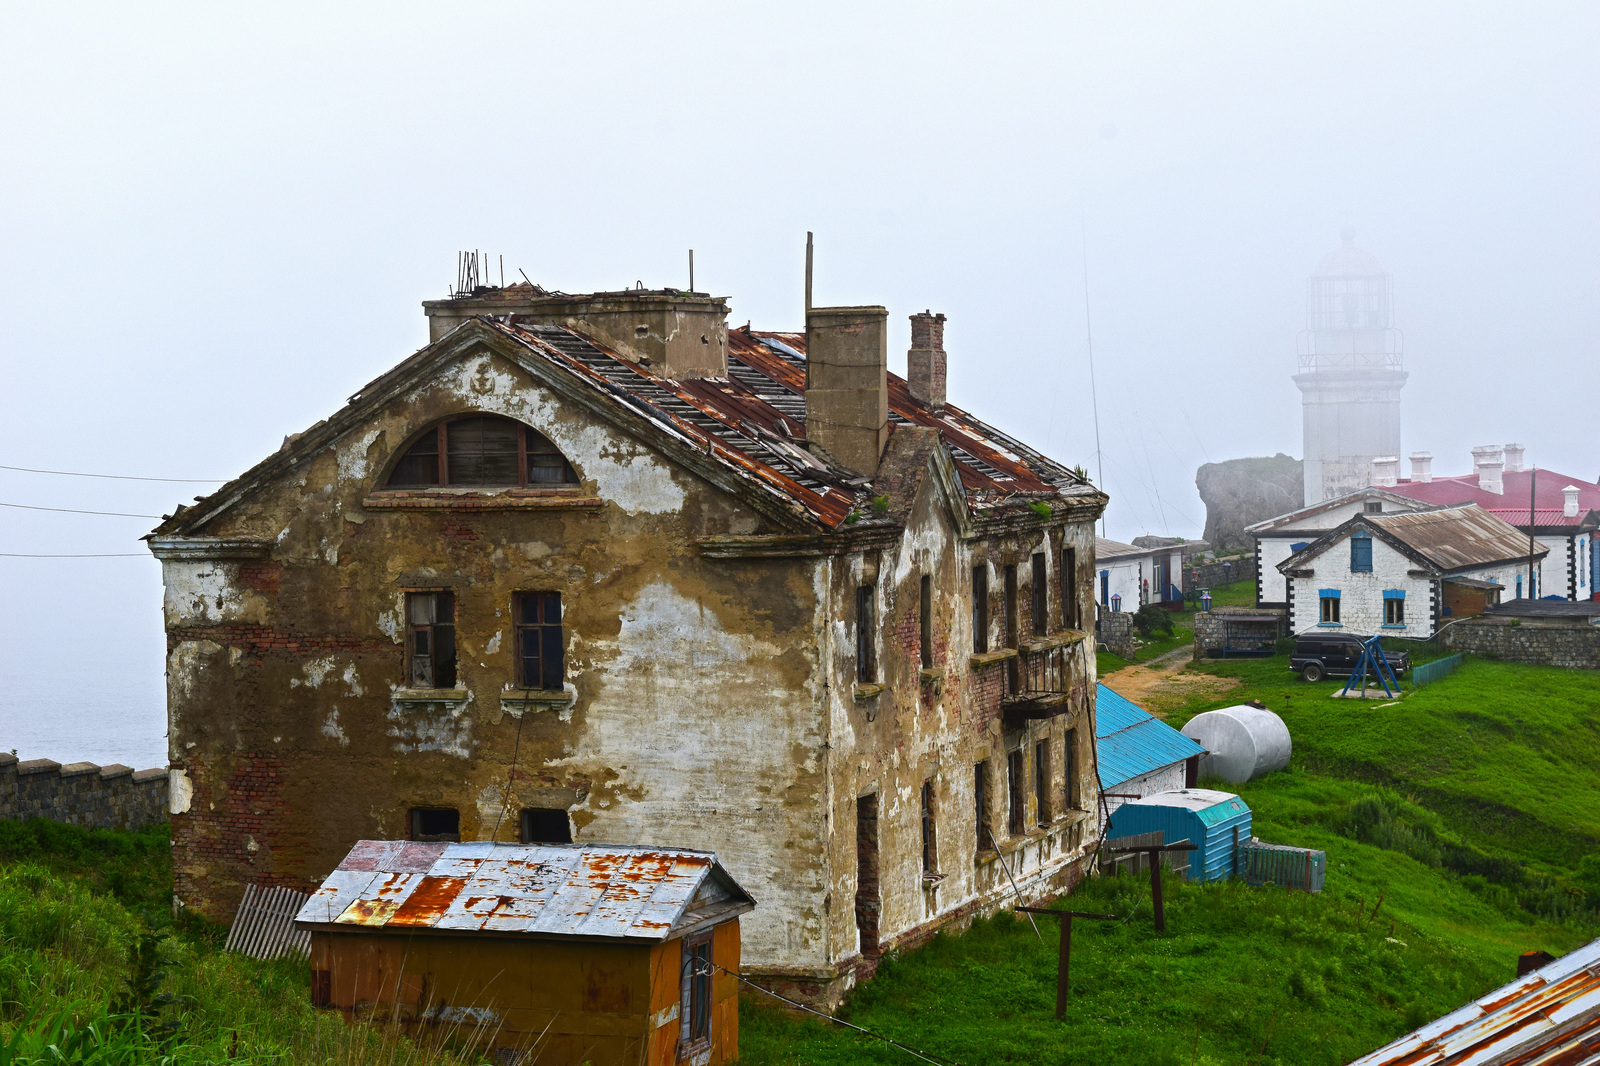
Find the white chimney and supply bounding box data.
[1504,443,1526,473]
[1369,455,1399,488]
[1564,485,1581,518]
[1409,451,1433,483]
[1472,445,1505,495]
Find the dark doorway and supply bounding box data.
[855,793,881,956]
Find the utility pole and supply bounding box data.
[1529,466,1538,600]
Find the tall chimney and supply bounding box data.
[1564,485,1581,518]
[907,311,947,411]
[1409,451,1433,483]
[806,305,889,477]
[1369,455,1399,488]
[1504,443,1526,473]
[1473,445,1505,495]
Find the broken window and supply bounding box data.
[1062,547,1079,628]
[1034,740,1050,825]
[1003,564,1019,648]
[856,586,876,684]
[1007,750,1026,835]
[409,807,460,842]
[973,761,991,854]
[972,566,989,653]
[515,592,564,689]
[921,780,938,875]
[1064,728,1078,810]
[406,591,456,689]
[1031,553,1048,635]
[919,574,933,669]
[386,416,576,488]
[520,807,572,844]
[679,932,713,1051]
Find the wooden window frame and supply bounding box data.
[971,566,989,654]
[1034,739,1050,825]
[1321,596,1341,624]
[1031,553,1048,636]
[514,592,564,690]
[1007,749,1026,835]
[386,416,578,489]
[678,930,714,1057]
[1385,597,1405,626]
[405,591,456,689]
[920,779,938,875]
[856,586,877,684]
[1003,563,1019,649]
[973,761,991,855]
[1062,547,1079,629]
[1064,728,1078,811]
[919,574,933,669]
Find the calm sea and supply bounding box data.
[0,664,168,770]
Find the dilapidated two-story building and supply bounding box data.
[149,278,1108,1004]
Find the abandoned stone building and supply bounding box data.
[148,279,1108,1004]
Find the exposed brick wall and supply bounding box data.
[167,624,394,659]
[1440,618,1600,670]
[173,752,303,913]
[0,753,166,831]
[238,562,283,594]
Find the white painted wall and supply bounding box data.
[1098,556,1142,613]
[1103,762,1187,816]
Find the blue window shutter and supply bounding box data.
[1351,533,1373,572]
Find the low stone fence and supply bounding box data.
[0,753,168,831]
[1440,617,1600,670]
[1193,609,1287,660]
[1185,558,1252,596]
[1096,611,1137,660]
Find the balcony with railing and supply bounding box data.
[998,637,1085,725]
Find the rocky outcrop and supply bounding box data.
[1197,454,1303,551]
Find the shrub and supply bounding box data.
[1132,604,1174,638]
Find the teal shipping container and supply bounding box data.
[1106,789,1252,882]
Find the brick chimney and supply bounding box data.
[1409,451,1432,483]
[1472,445,1505,495]
[1503,443,1526,473]
[1369,456,1399,488]
[907,311,947,411]
[805,305,889,477]
[1564,485,1581,518]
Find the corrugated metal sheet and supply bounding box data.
[1095,684,1205,790]
[1095,537,1153,560]
[1107,790,1252,882]
[224,884,312,959]
[1368,504,1545,571]
[1348,935,1600,1066]
[296,841,753,942]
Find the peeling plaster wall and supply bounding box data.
[160,339,1105,994]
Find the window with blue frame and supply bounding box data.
[1319,588,1341,625]
[1383,589,1405,627]
[1350,532,1373,572]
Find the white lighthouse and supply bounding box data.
[1294,229,1408,504]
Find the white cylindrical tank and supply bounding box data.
[1181,706,1291,783]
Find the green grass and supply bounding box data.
[744,650,1600,1066]
[1098,613,1195,676]
[1204,577,1256,609]
[0,821,496,1065]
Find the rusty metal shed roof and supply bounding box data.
[1280,504,1545,578]
[295,840,754,943]
[1347,935,1600,1066]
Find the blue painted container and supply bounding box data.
[1106,789,1252,882]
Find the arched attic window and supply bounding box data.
[386,415,577,488]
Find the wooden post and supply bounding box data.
[1017,907,1117,1018]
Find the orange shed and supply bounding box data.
[295,840,754,1066]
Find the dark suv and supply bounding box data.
[1289,633,1410,682]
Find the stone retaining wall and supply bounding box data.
[1185,558,1252,596]
[0,753,168,831]
[1096,611,1137,660]
[1193,609,1288,660]
[1439,617,1600,670]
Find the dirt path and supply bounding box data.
[1101,645,1242,716]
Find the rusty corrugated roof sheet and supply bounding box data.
[295,841,753,942]
[492,320,1087,530]
[1367,504,1545,572]
[1346,936,1600,1066]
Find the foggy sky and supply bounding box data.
[3,3,1596,764]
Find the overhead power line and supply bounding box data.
[0,501,162,519]
[0,463,223,484]
[0,552,148,558]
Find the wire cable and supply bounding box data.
[699,960,959,1066]
[0,552,147,558]
[0,463,223,484]
[0,501,162,519]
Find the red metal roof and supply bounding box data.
[1388,470,1600,517]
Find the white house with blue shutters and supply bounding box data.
[1277,503,1544,638]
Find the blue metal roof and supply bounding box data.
[1096,684,1207,790]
